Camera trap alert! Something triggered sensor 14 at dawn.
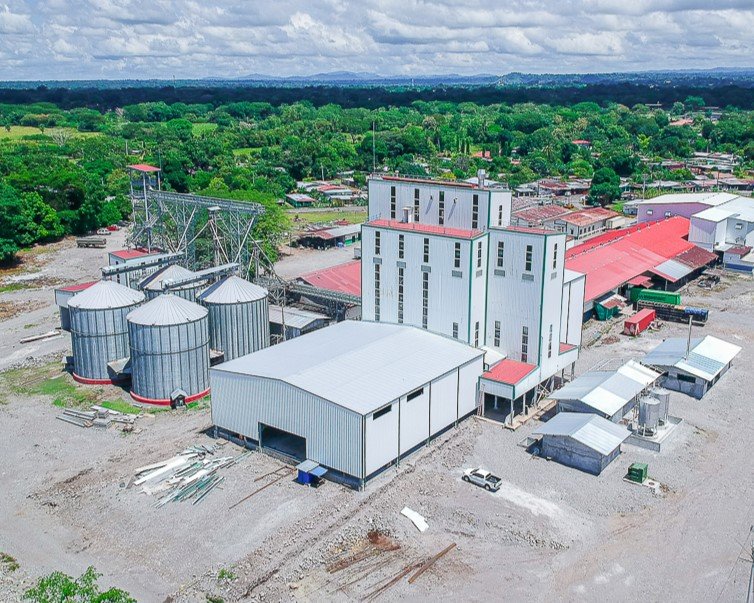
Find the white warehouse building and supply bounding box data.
[210,321,484,489]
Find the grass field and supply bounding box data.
[0,126,100,141]
[192,122,219,136]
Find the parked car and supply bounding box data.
[462,467,502,492]
[107,224,120,231]
[96,228,111,235]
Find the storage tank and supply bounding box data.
[127,294,210,405]
[638,396,661,433]
[139,264,204,301]
[197,275,270,361]
[650,386,671,424]
[68,280,145,384]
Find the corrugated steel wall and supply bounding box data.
[210,371,363,478]
[128,315,210,400]
[70,304,138,380]
[204,297,270,360]
[145,284,204,302]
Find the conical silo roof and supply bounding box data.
[197,276,268,304]
[68,279,145,310]
[139,264,196,292]
[127,293,207,326]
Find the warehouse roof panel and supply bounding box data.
[550,360,660,417]
[213,321,484,415]
[533,412,630,456]
[644,335,741,381]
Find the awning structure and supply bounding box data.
[650,259,694,282]
[627,275,653,287]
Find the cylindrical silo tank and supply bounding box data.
[197,276,270,360]
[638,396,661,431]
[139,264,205,301]
[650,387,671,424]
[68,280,145,384]
[127,294,210,405]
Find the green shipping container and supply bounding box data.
[636,289,681,306]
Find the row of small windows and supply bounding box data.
[387,187,480,227]
[377,231,559,274]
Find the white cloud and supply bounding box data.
[0,0,751,79]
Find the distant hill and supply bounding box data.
[499,68,754,88]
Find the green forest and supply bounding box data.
[1,93,753,264]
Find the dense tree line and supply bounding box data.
[0,93,752,264]
[0,83,752,111]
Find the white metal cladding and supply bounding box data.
[70,303,141,380]
[68,281,145,380]
[210,371,363,477]
[367,177,491,230]
[213,321,484,415]
[128,297,210,400]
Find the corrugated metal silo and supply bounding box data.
[68,280,145,383]
[197,275,270,360]
[127,294,210,405]
[139,264,204,301]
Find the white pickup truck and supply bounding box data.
[462,467,502,492]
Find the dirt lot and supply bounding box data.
[0,230,129,372]
[0,255,752,601]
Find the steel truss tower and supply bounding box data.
[128,167,264,275]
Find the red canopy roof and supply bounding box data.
[128,164,160,173]
[300,260,361,297]
[483,359,538,385]
[109,248,152,260]
[58,280,97,293]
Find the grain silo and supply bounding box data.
[197,276,270,361]
[127,294,210,405]
[68,280,145,384]
[139,264,204,301]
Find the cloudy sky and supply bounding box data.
[1,0,752,80]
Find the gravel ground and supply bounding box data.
[0,230,129,372]
[0,244,752,602]
[273,245,358,280]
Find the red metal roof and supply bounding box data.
[128,164,161,173]
[109,248,152,260]
[727,245,752,256]
[559,342,577,354]
[58,280,97,293]
[483,359,538,385]
[367,220,483,239]
[565,217,701,302]
[299,260,361,297]
[513,205,571,223]
[561,207,619,227]
[504,226,557,236]
[675,246,717,270]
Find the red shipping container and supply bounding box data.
[623,308,656,336]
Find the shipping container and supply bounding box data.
[623,308,656,336]
[636,289,681,306]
